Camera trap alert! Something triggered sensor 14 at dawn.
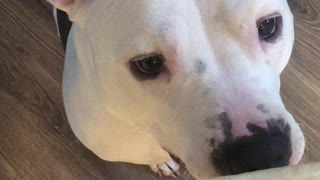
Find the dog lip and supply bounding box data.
[163,150,186,167]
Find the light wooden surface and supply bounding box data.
[0,0,319,179]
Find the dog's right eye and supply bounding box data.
[130,54,165,80]
[257,15,282,42]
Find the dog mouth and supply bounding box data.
[164,149,187,169]
[167,151,186,168]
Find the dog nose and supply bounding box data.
[212,125,292,175]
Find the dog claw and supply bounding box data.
[150,159,180,177]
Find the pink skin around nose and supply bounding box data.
[226,100,268,139]
[230,110,268,139]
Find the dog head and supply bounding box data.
[50,0,305,178]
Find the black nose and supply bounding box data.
[212,122,292,175]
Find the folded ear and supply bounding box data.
[47,0,75,12]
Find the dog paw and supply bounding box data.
[149,159,180,177]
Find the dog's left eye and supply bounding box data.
[135,55,163,74]
[258,15,282,42]
[130,54,165,80]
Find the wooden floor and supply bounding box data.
[0,0,319,179]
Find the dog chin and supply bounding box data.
[189,169,219,180]
[167,151,216,179]
[181,160,219,179]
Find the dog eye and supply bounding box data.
[258,15,282,42]
[135,55,163,74]
[130,54,164,80]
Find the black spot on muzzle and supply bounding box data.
[194,60,207,75]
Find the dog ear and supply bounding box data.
[47,0,76,12]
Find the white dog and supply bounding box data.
[48,0,305,179]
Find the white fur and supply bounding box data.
[49,0,305,179]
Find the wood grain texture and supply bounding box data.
[285,0,320,164]
[0,0,319,179]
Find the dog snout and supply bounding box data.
[212,119,292,175]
